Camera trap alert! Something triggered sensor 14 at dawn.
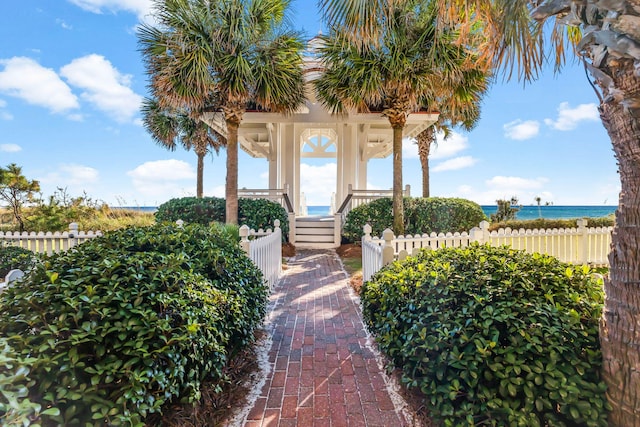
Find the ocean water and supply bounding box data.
[119,205,617,220]
[481,205,617,221]
[307,205,333,216]
[305,205,617,220]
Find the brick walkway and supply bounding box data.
[240,249,411,427]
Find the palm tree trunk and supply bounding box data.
[598,59,640,427]
[392,124,405,235]
[196,151,204,198]
[417,128,433,198]
[225,118,240,225]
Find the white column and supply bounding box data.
[336,123,345,205]
[357,124,369,189]
[268,122,278,189]
[281,123,295,210]
[293,123,302,215]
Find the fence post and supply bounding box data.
[577,218,588,264]
[4,269,24,285]
[470,221,490,244]
[362,224,372,243]
[68,222,78,249]
[382,228,394,266]
[239,225,251,254]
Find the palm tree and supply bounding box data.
[141,98,224,198]
[320,1,640,423]
[314,2,475,234]
[416,66,489,197]
[139,0,306,224]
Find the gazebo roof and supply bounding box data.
[200,39,439,159]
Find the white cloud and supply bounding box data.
[60,164,99,184]
[127,159,196,199]
[432,131,469,159]
[544,102,600,131]
[67,0,152,19]
[404,130,469,160]
[486,175,548,190]
[0,57,79,114]
[60,54,142,123]
[300,162,336,205]
[503,120,540,140]
[432,156,477,172]
[207,185,225,198]
[1,144,22,153]
[56,19,73,30]
[41,164,99,184]
[402,137,419,159]
[456,175,550,205]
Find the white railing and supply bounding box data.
[334,184,411,249]
[362,219,613,282]
[0,223,102,255]
[239,220,282,289]
[238,185,295,214]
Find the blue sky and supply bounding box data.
[0,1,619,208]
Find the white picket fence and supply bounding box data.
[0,223,102,255]
[362,219,613,282]
[239,220,282,289]
[2,220,283,290]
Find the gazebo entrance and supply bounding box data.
[201,42,439,248]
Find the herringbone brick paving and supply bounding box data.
[240,250,410,427]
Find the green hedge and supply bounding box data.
[0,245,37,278]
[0,224,268,426]
[361,244,609,426]
[489,216,615,232]
[155,197,289,237]
[343,197,487,242]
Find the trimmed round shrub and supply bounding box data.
[0,224,268,426]
[405,197,487,235]
[0,245,37,278]
[155,196,289,237]
[342,197,487,242]
[342,198,395,243]
[361,244,609,426]
[155,196,225,225]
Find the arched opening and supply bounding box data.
[299,128,337,216]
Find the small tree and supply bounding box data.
[0,164,40,232]
[490,196,519,223]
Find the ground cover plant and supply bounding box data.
[0,223,268,426]
[361,244,609,426]
[155,197,289,238]
[343,197,487,242]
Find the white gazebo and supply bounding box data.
[202,41,439,248]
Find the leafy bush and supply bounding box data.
[405,198,487,235]
[489,216,615,232]
[361,244,609,426]
[0,224,268,426]
[343,197,487,242]
[155,197,225,225]
[0,245,37,278]
[155,196,289,238]
[342,198,395,243]
[0,337,57,426]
